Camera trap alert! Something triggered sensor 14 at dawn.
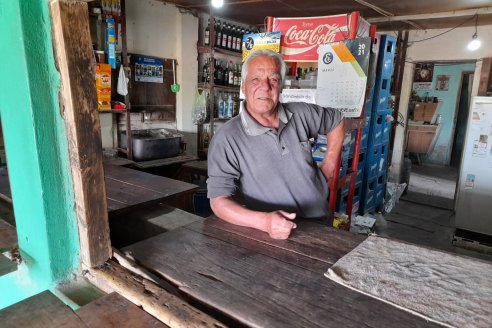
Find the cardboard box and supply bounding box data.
[413,102,438,122]
[96,63,111,110]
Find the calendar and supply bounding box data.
[316,38,371,117]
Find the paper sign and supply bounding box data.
[134,55,164,83]
[464,174,475,189]
[242,32,281,62]
[280,89,316,104]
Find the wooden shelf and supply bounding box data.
[98,110,126,114]
[197,83,240,92]
[197,45,242,57]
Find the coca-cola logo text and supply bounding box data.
[284,24,342,46]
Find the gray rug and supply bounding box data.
[325,236,492,328]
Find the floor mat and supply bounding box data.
[325,235,492,328]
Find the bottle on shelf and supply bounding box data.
[227,24,233,50]
[224,63,230,86]
[204,18,210,46]
[221,23,228,49]
[228,61,234,86]
[218,92,225,119]
[201,57,209,83]
[216,20,222,49]
[226,92,234,118]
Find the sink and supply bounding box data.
[119,129,182,162]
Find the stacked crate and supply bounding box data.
[335,34,382,215]
[359,34,397,214]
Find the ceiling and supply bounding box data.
[162,0,492,31]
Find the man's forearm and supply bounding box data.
[210,196,297,239]
[321,119,345,179]
[210,196,270,232]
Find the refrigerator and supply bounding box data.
[455,96,492,240]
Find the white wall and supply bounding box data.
[99,0,199,154]
[389,24,492,183]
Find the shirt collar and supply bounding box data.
[240,102,292,136]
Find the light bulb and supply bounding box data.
[467,34,481,51]
[211,0,224,8]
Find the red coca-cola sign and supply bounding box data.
[272,13,359,62]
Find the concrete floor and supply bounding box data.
[377,163,492,262]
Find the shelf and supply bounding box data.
[197,83,240,92]
[98,109,127,114]
[197,45,242,58]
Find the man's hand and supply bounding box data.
[265,211,297,239]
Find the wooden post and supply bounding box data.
[50,0,111,267]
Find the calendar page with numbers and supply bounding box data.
[316,37,371,117]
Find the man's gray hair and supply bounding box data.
[241,49,287,88]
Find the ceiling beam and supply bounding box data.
[355,0,423,29]
[368,7,492,23]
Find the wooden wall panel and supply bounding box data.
[50,0,111,267]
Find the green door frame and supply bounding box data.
[0,0,80,308]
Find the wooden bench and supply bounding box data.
[0,290,169,328]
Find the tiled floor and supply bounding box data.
[377,163,492,262]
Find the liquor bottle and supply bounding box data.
[227,24,233,50]
[204,18,210,46]
[221,23,228,49]
[227,93,234,118]
[218,92,225,119]
[216,20,222,48]
[235,26,241,52]
[223,63,229,86]
[228,61,234,86]
[240,28,245,52]
[233,64,239,87]
[233,93,239,116]
[202,57,209,83]
[216,60,224,85]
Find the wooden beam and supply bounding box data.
[50,0,111,267]
[85,260,226,328]
[477,58,492,96]
[368,7,492,23]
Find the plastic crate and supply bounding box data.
[368,113,385,146]
[365,142,389,179]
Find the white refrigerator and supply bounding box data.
[455,96,492,239]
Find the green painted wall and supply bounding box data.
[0,0,80,308]
[415,63,476,165]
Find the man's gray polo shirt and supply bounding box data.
[207,101,343,219]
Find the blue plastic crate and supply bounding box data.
[360,176,377,214]
[380,35,397,75]
[375,91,390,114]
[365,142,389,179]
[382,110,393,143]
[336,181,362,213]
[368,113,385,146]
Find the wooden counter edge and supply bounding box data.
[84,260,226,328]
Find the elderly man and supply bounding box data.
[207,49,344,239]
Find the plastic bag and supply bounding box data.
[384,182,407,213]
[192,89,208,125]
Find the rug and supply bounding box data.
[325,236,492,328]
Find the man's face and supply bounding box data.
[242,56,281,116]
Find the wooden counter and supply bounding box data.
[124,217,441,327]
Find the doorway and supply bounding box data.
[404,62,475,210]
[450,72,474,167]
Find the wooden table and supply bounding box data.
[104,164,198,213]
[176,160,208,183]
[124,217,441,327]
[0,165,198,213]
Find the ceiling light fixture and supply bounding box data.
[467,14,481,51]
[211,0,224,8]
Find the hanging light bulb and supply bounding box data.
[211,0,224,8]
[467,14,481,51]
[467,34,481,51]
